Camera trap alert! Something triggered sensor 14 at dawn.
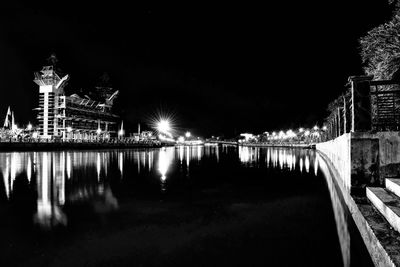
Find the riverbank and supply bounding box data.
[240,142,315,149]
[317,137,400,267]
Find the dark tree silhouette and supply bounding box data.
[360,0,400,80]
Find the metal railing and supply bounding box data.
[323,77,400,141]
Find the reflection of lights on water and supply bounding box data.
[314,157,319,176]
[179,146,184,163]
[279,150,284,169]
[305,156,310,173]
[239,147,318,175]
[66,153,71,179]
[2,155,10,199]
[239,146,251,163]
[34,153,67,228]
[186,146,190,167]
[10,153,16,190]
[118,152,123,177]
[97,153,101,181]
[27,156,32,182]
[300,158,303,173]
[158,148,174,182]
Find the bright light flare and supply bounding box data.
[148,109,178,138]
[157,120,171,133]
[185,131,191,138]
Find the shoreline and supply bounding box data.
[239,143,315,149]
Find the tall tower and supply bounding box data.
[34,65,69,139]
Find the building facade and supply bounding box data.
[34,65,120,140]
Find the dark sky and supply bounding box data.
[0,1,393,137]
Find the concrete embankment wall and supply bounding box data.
[316,133,352,192]
[317,131,400,192]
[317,151,399,267]
[356,131,400,180]
[317,132,400,267]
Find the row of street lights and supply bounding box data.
[262,125,327,143]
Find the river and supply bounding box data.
[0,145,373,266]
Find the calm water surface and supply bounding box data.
[0,145,372,267]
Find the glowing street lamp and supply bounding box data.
[299,127,304,133]
[157,119,171,134]
[313,125,319,131]
[178,136,185,143]
[96,128,101,135]
[119,121,124,137]
[185,131,191,138]
[67,127,73,133]
[27,123,33,131]
[322,126,327,131]
[304,130,310,136]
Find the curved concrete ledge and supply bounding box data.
[318,151,400,267]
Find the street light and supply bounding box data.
[157,120,171,134]
[27,123,32,131]
[67,127,73,133]
[185,131,191,138]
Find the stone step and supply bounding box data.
[366,187,400,233]
[386,178,400,198]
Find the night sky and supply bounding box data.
[0,1,393,137]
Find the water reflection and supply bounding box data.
[238,146,319,175]
[0,146,208,228]
[0,146,338,232]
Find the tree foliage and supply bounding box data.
[360,1,400,80]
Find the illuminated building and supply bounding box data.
[33,64,119,140]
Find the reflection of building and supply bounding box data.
[34,64,119,140]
